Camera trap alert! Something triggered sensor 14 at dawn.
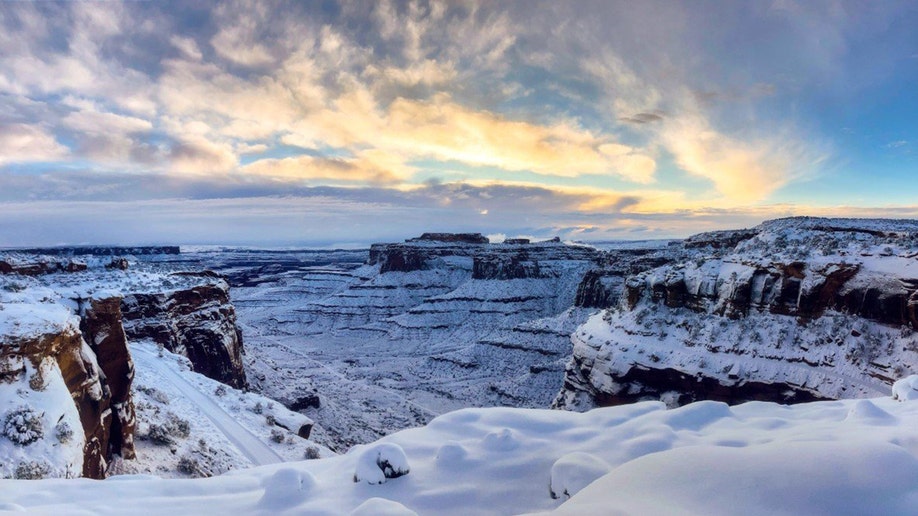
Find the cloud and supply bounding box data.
[0,123,68,165]
[168,136,237,175]
[660,112,824,203]
[286,92,657,182]
[240,150,411,184]
[619,111,666,124]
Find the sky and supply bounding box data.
[1,0,917,247]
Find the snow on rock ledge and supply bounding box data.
[557,217,918,411]
[892,375,918,401]
[353,442,410,484]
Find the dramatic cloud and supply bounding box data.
[0,1,916,244]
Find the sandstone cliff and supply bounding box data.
[1,291,133,479]
[121,279,247,389]
[1,255,250,478]
[556,217,918,410]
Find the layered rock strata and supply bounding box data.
[556,217,918,410]
[121,279,247,389]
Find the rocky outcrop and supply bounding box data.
[13,246,180,256]
[407,233,490,244]
[0,259,88,276]
[473,254,543,280]
[557,217,918,411]
[1,298,135,479]
[77,297,136,462]
[121,279,247,389]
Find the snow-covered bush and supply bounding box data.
[549,452,611,499]
[169,414,190,438]
[147,423,175,446]
[138,386,170,404]
[3,406,44,446]
[892,375,918,401]
[54,421,74,444]
[303,446,320,460]
[177,455,212,478]
[353,443,410,484]
[147,414,191,445]
[258,468,315,510]
[14,460,51,480]
[270,429,285,443]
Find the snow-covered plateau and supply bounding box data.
[5,219,918,514]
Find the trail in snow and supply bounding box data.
[131,345,284,466]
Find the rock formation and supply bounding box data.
[556,217,918,410]
[122,279,247,389]
[1,296,135,479]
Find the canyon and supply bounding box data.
[3,217,918,480]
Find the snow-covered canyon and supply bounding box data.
[4,218,918,514]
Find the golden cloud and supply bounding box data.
[661,114,823,204]
[240,150,412,184]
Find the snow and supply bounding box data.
[549,452,610,499]
[353,442,410,484]
[123,341,326,478]
[892,375,918,401]
[0,359,84,479]
[132,344,284,466]
[6,391,918,514]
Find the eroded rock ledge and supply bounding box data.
[556,217,918,410]
[1,255,249,478]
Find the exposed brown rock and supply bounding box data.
[121,281,247,389]
[407,233,489,244]
[5,325,116,478]
[78,296,136,461]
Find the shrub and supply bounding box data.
[177,455,212,477]
[168,414,190,438]
[147,414,191,446]
[265,414,277,426]
[214,385,227,397]
[270,429,285,443]
[15,461,51,480]
[147,423,175,446]
[303,446,320,460]
[55,421,74,444]
[3,407,44,446]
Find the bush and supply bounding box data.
[303,446,320,460]
[15,461,51,480]
[252,402,263,414]
[147,423,175,446]
[55,421,74,444]
[265,415,277,426]
[147,414,191,446]
[168,414,190,438]
[270,429,285,443]
[214,385,227,397]
[138,386,169,405]
[177,455,212,478]
[3,407,44,446]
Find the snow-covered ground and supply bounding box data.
[115,342,327,478]
[5,388,918,514]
